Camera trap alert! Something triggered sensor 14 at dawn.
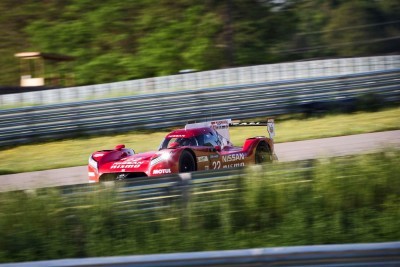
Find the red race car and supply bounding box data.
[88,119,277,183]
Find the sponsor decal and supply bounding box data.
[211,120,230,131]
[204,166,209,170]
[222,153,245,163]
[168,134,186,138]
[197,156,208,163]
[209,154,219,159]
[152,169,172,175]
[212,161,245,169]
[223,162,245,168]
[111,162,143,169]
[88,172,96,177]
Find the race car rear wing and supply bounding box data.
[230,118,275,140]
[185,118,275,141]
[186,119,232,141]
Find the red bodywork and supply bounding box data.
[88,120,275,183]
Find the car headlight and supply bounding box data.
[150,153,171,166]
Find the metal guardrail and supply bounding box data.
[28,164,309,221]
[58,167,246,218]
[1,55,399,106]
[2,242,399,266]
[0,69,399,147]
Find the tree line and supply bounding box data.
[0,0,399,86]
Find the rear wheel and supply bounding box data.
[255,142,272,164]
[179,150,196,172]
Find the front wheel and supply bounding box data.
[255,142,272,164]
[179,150,196,172]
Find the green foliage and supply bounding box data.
[323,1,386,56]
[0,152,399,263]
[132,4,222,77]
[1,1,399,86]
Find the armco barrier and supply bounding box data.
[0,69,399,147]
[56,167,247,220]
[1,55,399,106]
[39,164,313,221]
[2,242,399,266]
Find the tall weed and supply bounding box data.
[0,151,399,263]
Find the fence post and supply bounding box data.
[179,172,192,229]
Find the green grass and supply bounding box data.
[0,107,399,174]
[0,152,399,263]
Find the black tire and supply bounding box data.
[255,142,272,164]
[179,150,196,172]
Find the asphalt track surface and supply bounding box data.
[1,130,399,192]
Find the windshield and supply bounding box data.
[159,136,199,150]
[158,129,224,150]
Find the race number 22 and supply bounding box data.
[212,161,221,169]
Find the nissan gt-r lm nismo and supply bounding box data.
[88,119,277,183]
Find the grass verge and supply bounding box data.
[0,107,399,174]
[0,151,399,263]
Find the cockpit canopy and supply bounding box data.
[159,127,225,150]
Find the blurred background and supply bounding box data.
[1,0,399,87]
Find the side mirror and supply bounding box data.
[214,145,221,152]
[115,144,125,150]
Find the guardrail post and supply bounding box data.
[178,172,192,229]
